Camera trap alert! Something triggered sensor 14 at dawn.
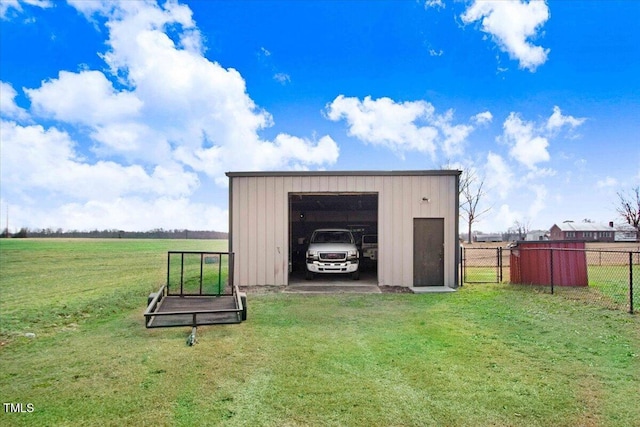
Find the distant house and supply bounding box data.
[549,221,615,242]
[526,230,549,241]
[614,222,639,242]
[474,233,502,242]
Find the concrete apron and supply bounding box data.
[284,283,457,294]
[410,286,457,293]
[285,283,382,294]
[285,271,457,294]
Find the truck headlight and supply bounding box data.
[306,250,318,260]
[347,250,358,261]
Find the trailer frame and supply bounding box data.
[144,251,247,329]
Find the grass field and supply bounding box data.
[1,239,639,426]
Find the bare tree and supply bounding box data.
[508,218,531,241]
[616,186,640,232]
[459,169,492,244]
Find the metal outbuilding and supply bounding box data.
[510,240,588,287]
[226,170,461,289]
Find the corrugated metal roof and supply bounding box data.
[553,222,614,231]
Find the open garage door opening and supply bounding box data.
[288,193,378,285]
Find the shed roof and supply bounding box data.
[226,170,461,178]
[552,222,614,232]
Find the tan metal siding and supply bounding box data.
[401,176,413,285]
[230,173,458,287]
[274,176,287,285]
[379,177,393,286]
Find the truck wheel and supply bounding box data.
[351,270,360,280]
[305,270,314,280]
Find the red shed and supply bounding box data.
[510,240,588,287]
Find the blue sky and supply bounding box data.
[1,0,639,233]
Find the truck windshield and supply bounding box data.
[362,235,378,244]
[311,231,352,244]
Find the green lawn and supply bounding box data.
[463,264,638,312]
[0,238,228,340]
[1,239,639,426]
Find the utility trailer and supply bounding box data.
[144,251,246,343]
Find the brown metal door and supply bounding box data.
[414,218,444,286]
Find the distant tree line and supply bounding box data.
[0,227,228,239]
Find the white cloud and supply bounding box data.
[502,112,550,169]
[1,0,51,19]
[0,120,199,201]
[57,197,228,232]
[326,95,483,159]
[0,81,29,121]
[99,1,335,176]
[261,134,339,169]
[528,184,547,218]
[17,197,228,232]
[472,111,493,125]
[0,118,210,231]
[485,152,513,199]
[0,0,20,18]
[435,110,474,157]
[546,105,586,133]
[25,1,337,178]
[480,106,585,230]
[274,72,291,84]
[487,194,544,231]
[326,95,439,158]
[500,106,585,170]
[495,204,520,230]
[2,0,339,231]
[461,0,550,72]
[596,176,618,189]
[425,0,445,10]
[27,71,143,126]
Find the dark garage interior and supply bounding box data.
[288,193,378,281]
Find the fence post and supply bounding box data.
[461,247,466,286]
[166,252,171,293]
[496,247,500,283]
[180,252,185,295]
[218,253,222,295]
[499,247,503,283]
[199,252,204,295]
[630,252,634,314]
[459,246,462,287]
[229,252,235,287]
[550,248,554,295]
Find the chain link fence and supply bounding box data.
[511,247,638,314]
[462,244,639,314]
[461,247,508,283]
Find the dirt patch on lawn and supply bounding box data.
[379,286,414,293]
[238,285,286,294]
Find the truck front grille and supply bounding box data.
[319,252,347,261]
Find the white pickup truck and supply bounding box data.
[361,234,378,261]
[305,228,360,280]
